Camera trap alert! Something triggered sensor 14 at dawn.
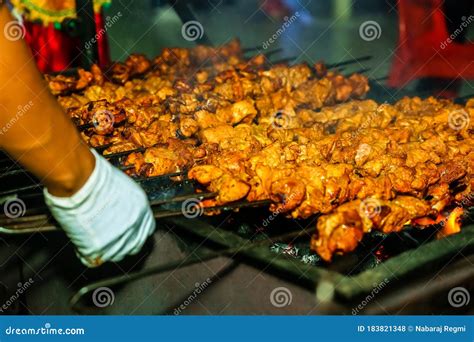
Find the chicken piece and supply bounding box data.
[195,110,223,130]
[103,141,138,155]
[269,177,306,212]
[125,54,152,76]
[189,166,250,204]
[179,117,199,137]
[90,64,105,85]
[108,62,130,84]
[125,120,178,147]
[142,148,181,176]
[313,61,327,78]
[195,70,209,84]
[124,151,147,175]
[58,94,90,110]
[292,78,333,109]
[199,125,236,146]
[188,165,224,184]
[311,196,432,261]
[86,134,109,147]
[311,201,367,262]
[125,140,194,177]
[234,98,259,124]
[261,64,312,90]
[46,68,93,95]
[209,174,250,203]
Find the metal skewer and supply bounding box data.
[325,55,373,69]
[0,197,271,234]
[347,67,371,75]
[77,123,94,131]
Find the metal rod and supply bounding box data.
[334,67,347,73]
[171,0,212,45]
[47,68,79,77]
[94,143,114,153]
[0,155,14,165]
[0,169,188,198]
[0,213,51,225]
[0,226,58,235]
[152,199,271,219]
[119,165,135,172]
[77,123,94,131]
[454,93,474,104]
[149,192,217,206]
[269,56,298,65]
[325,55,373,69]
[347,67,371,75]
[242,46,264,53]
[0,199,271,235]
[103,147,145,160]
[135,170,188,183]
[371,75,389,82]
[0,184,42,197]
[0,146,139,177]
[0,168,29,179]
[261,48,283,58]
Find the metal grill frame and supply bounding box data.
[163,217,474,300]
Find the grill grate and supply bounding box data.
[65,211,474,310]
[0,65,473,310]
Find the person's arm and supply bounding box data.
[0,5,155,267]
[0,5,94,196]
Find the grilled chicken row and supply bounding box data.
[184,97,473,261]
[44,42,472,262]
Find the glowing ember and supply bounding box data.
[411,206,465,240]
[412,214,445,227]
[374,245,389,262]
[437,207,464,239]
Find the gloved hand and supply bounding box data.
[44,149,156,267]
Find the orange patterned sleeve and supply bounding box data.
[9,0,112,25]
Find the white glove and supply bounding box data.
[44,149,156,267]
